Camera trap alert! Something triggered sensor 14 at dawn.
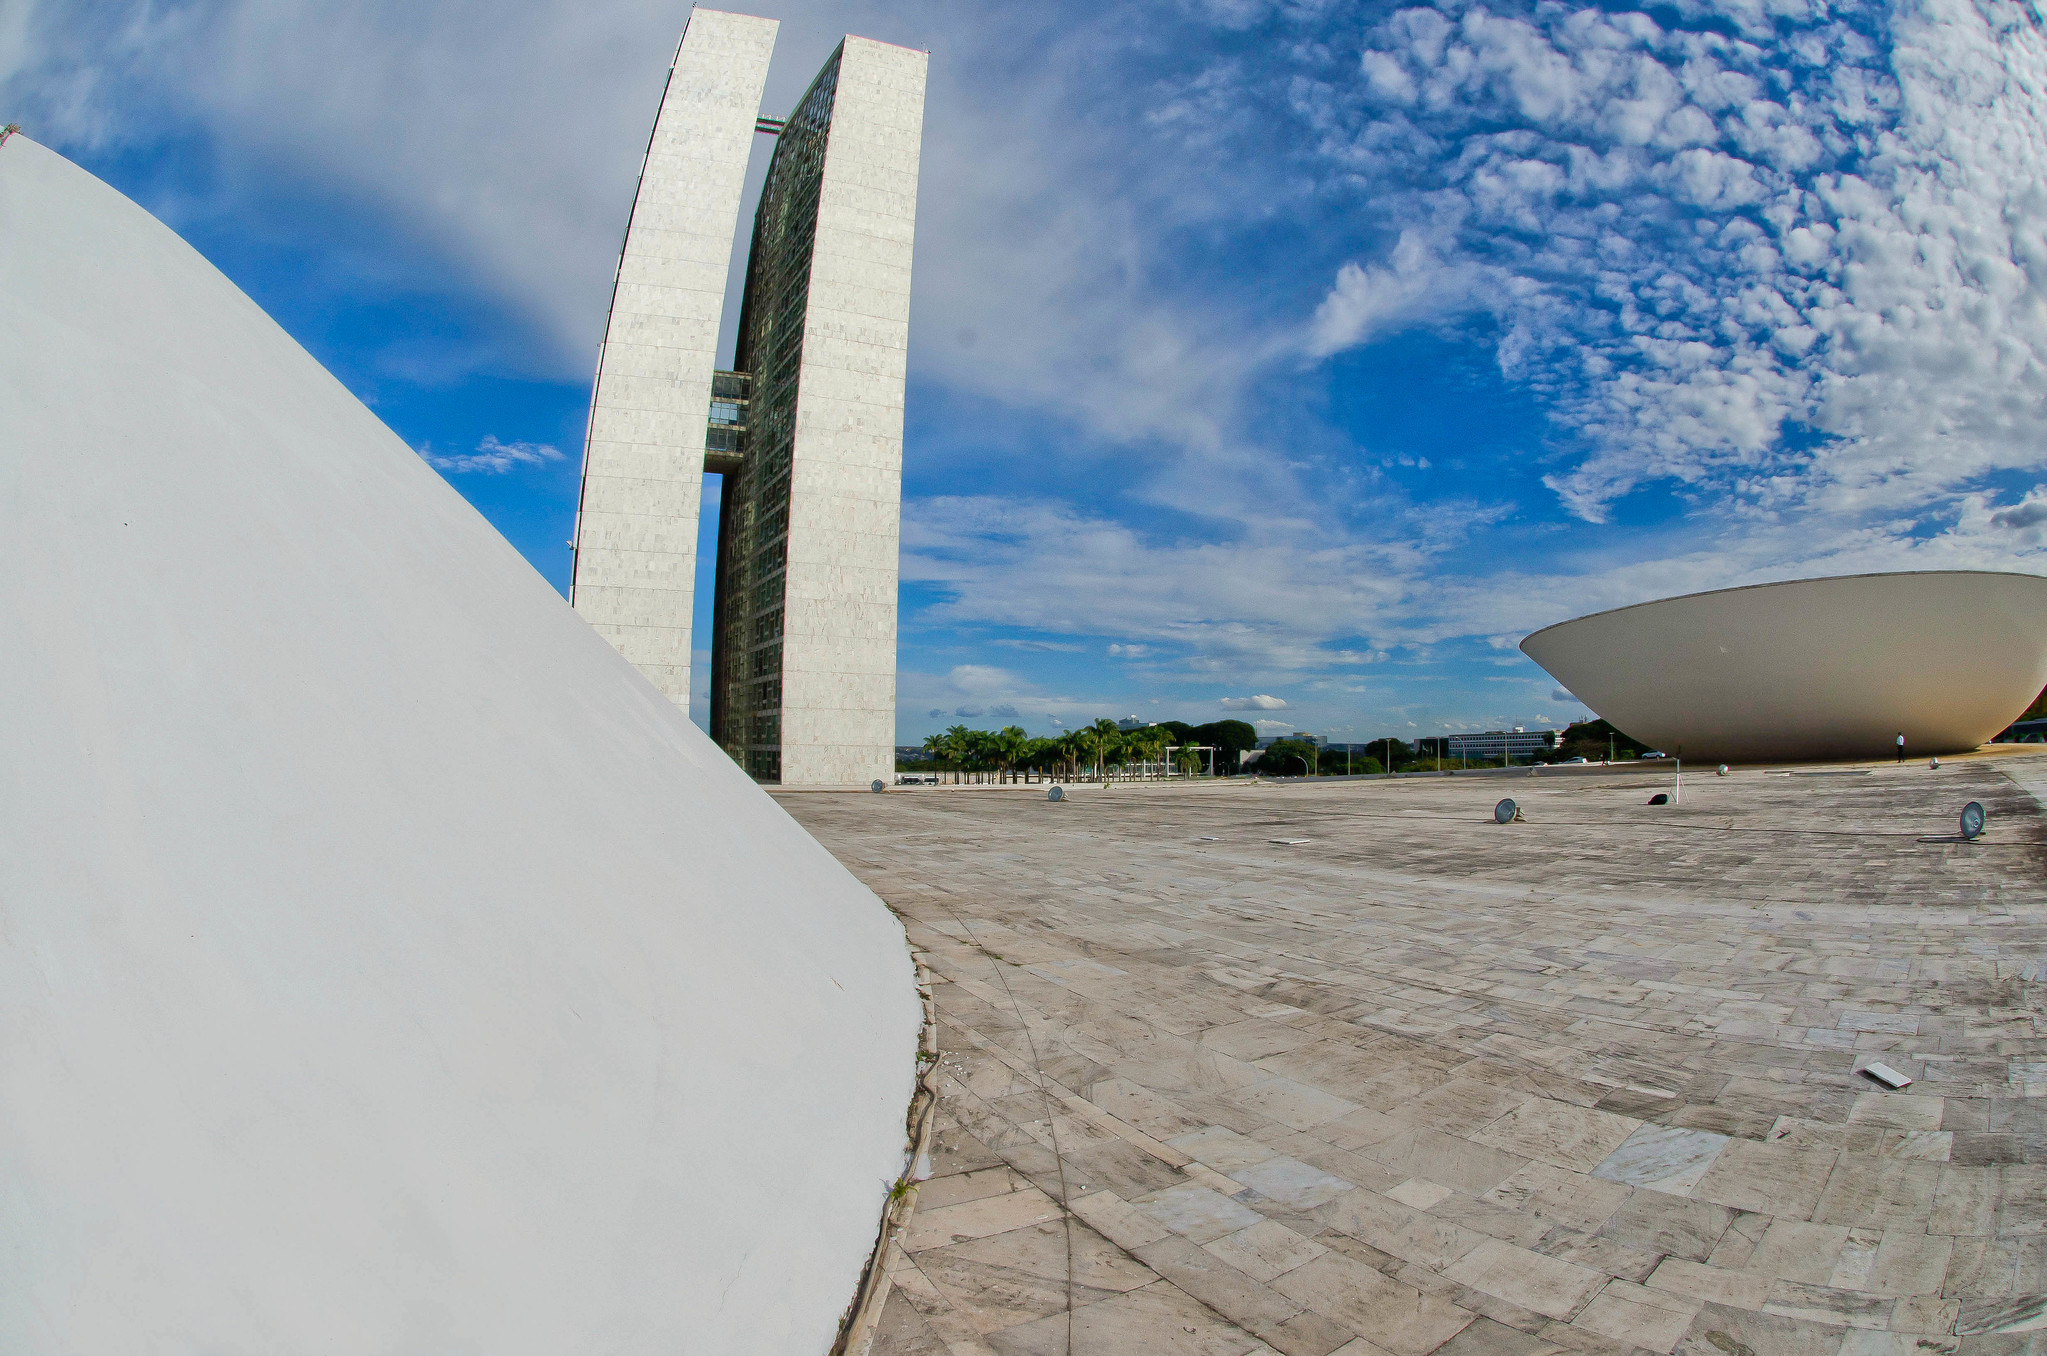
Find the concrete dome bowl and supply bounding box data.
[1520,570,2047,763]
[0,135,918,1353]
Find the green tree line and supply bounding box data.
[907,719,1260,781]
[903,715,1656,783]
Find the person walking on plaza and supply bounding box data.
[1897,731,1905,764]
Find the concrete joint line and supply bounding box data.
[930,978,1216,1182]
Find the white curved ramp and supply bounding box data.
[1522,570,2047,762]
[0,136,918,1354]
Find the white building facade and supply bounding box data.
[1,130,919,1356]
[572,10,925,787]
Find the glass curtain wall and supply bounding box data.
[708,46,842,782]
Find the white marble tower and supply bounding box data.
[573,11,924,787]
[571,9,776,705]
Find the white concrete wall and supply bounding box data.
[779,36,925,786]
[572,8,776,709]
[0,135,919,1355]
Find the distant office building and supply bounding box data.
[1447,728,1557,761]
[571,9,927,785]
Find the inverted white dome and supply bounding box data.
[1522,570,2047,762]
[0,135,917,1353]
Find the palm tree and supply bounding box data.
[941,724,974,783]
[970,728,1006,782]
[1089,719,1124,779]
[1054,731,1085,780]
[1176,745,1202,777]
[992,725,1031,783]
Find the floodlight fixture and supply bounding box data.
[1960,800,1986,840]
[1047,786,1064,802]
[1493,798,1519,824]
[871,779,886,793]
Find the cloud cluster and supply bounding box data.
[1305,0,2047,526]
[902,493,1484,671]
[1219,694,1289,709]
[903,662,1149,731]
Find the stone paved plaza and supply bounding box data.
[781,754,2047,1356]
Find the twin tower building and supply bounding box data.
[570,9,924,785]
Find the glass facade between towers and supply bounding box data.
[705,369,750,472]
[708,46,842,783]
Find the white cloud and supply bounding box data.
[1252,718,1294,731]
[1306,229,1487,355]
[1220,694,1288,710]
[1552,687,1581,703]
[944,664,1015,697]
[419,435,563,475]
[1992,489,2047,534]
[992,638,1086,652]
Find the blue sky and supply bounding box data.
[9,0,2047,745]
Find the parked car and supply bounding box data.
[1640,751,1667,759]
[1561,756,1588,764]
